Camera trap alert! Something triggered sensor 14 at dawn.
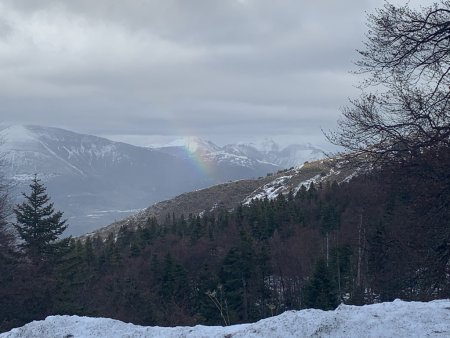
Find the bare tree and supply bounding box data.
[0,176,13,255]
[0,146,14,260]
[326,1,450,294]
[0,144,16,300]
[327,1,450,167]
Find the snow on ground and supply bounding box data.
[1,299,449,338]
[293,173,322,194]
[243,175,293,205]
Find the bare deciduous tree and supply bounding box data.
[327,1,450,167]
[0,145,14,258]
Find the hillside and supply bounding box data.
[1,300,449,338]
[85,157,355,239]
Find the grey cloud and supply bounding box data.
[0,0,435,145]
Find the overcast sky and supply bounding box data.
[0,0,430,147]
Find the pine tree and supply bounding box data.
[13,176,68,263]
[303,259,338,310]
[0,172,22,332]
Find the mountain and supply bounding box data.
[86,157,355,239]
[0,126,279,235]
[155,137,325,170]
[153,136,279,179]
[163,136,222,153]
[222,139,325,168]
[0,125,202,235]
[2,300,449,337]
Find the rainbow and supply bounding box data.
[172,136,215,179]
[185,146,213,178]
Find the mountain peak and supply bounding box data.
[164,136,220,153]
[258,138,280,152]
[0,125,36,145]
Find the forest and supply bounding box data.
[0,146,449,332]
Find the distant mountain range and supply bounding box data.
[221,139,325,169]
[0,125,324,235]
[152,136,325,176]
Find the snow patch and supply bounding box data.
[11,173,59,181]
[293,173,322,194]
[1,299,449,338]
[243,175,293,205]
[0,125,36,145]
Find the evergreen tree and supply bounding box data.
[53,240,86,314]
[0,172,22,332]
[13,176,68,263]
[303,259,338,310]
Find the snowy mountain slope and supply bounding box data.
[242,160,351,205]
[1,299,449,338]
[0,125,209,235]
[0,125,281,236]
[1,125,149,178]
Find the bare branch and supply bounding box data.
[327,1,450,168]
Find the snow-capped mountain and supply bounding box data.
[0,126,279,235]
[153,137,281,179]
[155,137,325,170]
[163,136,221,153]
[0,125,205,235]
[222,139,325,168]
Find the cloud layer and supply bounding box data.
[0,0,431,145]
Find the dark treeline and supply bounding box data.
[0,148,448,332]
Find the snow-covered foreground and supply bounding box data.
[1,299,449,338]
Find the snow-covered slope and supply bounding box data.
[0,125,206,235]
[242,159,353,205]
[1,299,449,338]
[0,125,134,179]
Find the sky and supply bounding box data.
[0,0,430,148]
